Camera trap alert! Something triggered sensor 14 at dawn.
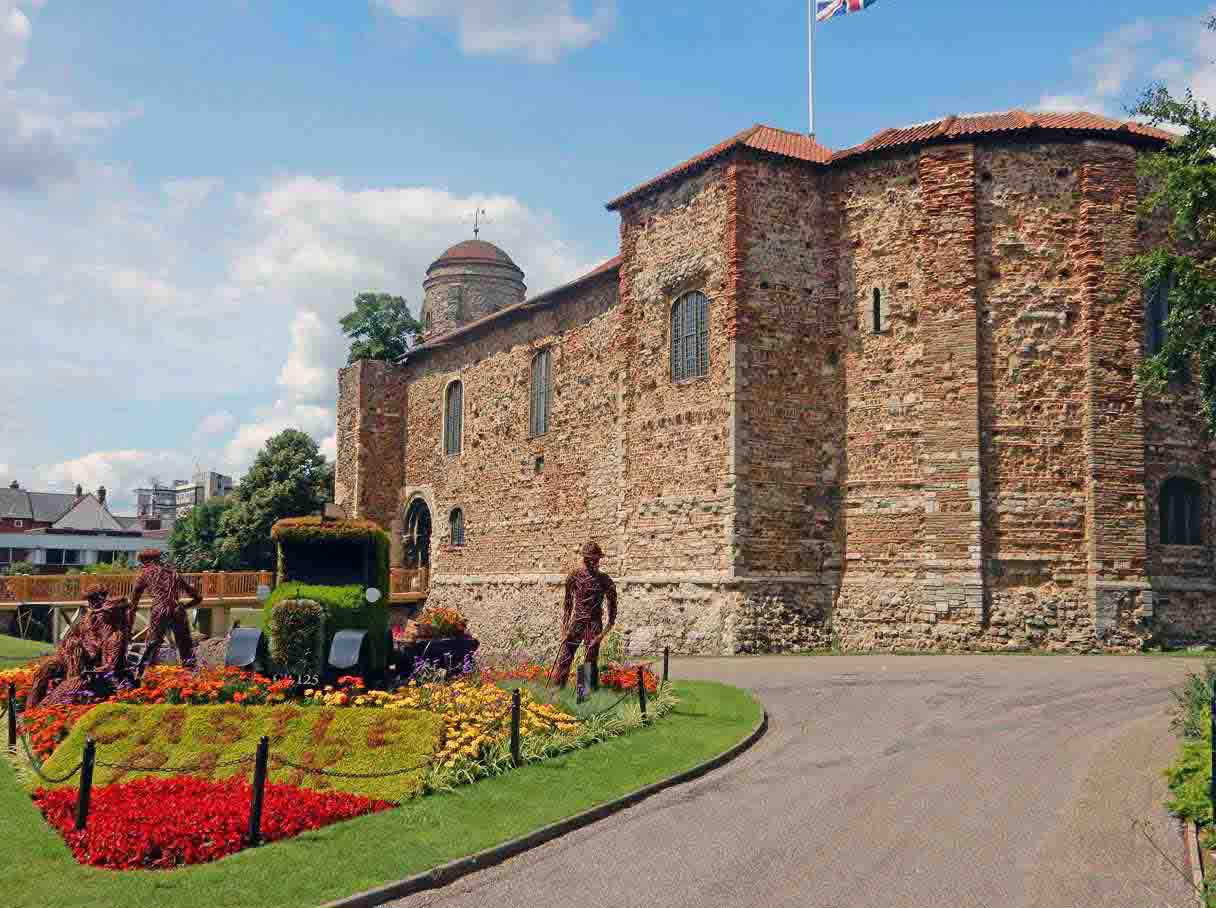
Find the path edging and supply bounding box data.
[321,706,770,908]
[1186,819,1207,907]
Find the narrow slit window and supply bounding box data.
[1147,275,1172,356]
[872,288,884,333]
[444,380,463,456]
[449,508,465,546]
[530,349,551,436]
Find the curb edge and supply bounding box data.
[321,704,770,908]
[1187,819,1206,907]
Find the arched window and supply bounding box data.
[1146,275,1172,356]
[449,508,465,546]
[1161,477,1203,546]
[872,288,885,333]
[671,291,710,382]
[444,380,463,456]
[530,349,551,436]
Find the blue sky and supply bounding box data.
[2,1,1213,512]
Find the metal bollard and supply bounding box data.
[75,738,96,831]
[7,682,16,755]
[247,736,270,845]
[663,647,670,684]
[637,665,647,722]
[589,654,599,692]
[510,688,521,767]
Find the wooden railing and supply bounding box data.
[0,568,430,606]
[390,567,430,601]
[0,571,274,606]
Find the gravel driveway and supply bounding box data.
[389,655,1202,908]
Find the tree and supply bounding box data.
[169,497,235,573]
[218,429,332,570]
[339,292,422,364]
[1129,41,1216,432]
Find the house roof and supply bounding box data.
[403,255,622,362]
[831,109,1176,161]
[0,488,78,523]
[52,494,125,532]
[606,109,1175,210]
[606,124,833,210]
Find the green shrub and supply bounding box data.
[266,584,388,672]
[268,598,326,677]
[1165,732,1214,825]
[1172,660,1216,740]
[37,702,442,803]
[6,560,35,576]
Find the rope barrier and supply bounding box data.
[17,730,83,784]
[94,754,257,773]
[267,754,431,779]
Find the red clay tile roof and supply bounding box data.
[427,239,521,274]
[607,110,1175,209]
[404,255,622,361]
[830,109,1175,161]
[606,125,832,210]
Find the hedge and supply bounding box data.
[268,598,326,677]
[36,703,442,803]
[265,584,388,672]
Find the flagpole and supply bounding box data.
[808,0,815,137]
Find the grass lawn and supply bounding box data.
[228,608,264,631]
[0,679,760,908]
[0,634,51,661]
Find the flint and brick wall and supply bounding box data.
[337,133,1215,656]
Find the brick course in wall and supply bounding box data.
[336,119,1215,656]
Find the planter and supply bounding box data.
[392,636,480,680]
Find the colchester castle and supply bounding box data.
[336,109,1215,655]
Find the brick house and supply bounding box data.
[336,110,1215,655]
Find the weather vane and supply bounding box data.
[463,206,490,238]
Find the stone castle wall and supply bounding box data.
[338,133,1214,656]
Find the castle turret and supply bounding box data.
[420,239,526,341]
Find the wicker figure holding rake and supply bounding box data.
[549,541,617,689]
[131,549,202,674]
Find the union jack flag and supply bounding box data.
[816,0,879,22]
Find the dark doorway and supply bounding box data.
[404,498,432,568]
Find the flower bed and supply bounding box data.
[34,775,392,869]
[35,703,443,803]
[481,659,660,693]
[307,675,580,768]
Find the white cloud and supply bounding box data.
[373,0,616,63]
[197,410,235,435]
[0,2,36,83]
[1038,9,1216,115]
[38,449,197,514]
[162,176,223,213]
[220,399,335,475]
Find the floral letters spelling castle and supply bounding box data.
[336,110,1215,655]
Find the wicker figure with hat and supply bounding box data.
[549,541,617,688]
[130,548,202,673]
[26,584,134,709]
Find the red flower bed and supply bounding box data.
[21,704,95,760]
[34,775,393,869]
[599,662,660,694]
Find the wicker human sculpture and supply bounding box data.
[549,541,617,688]
[26,586,134,709]
[131,549,202,673]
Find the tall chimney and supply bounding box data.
[97,485,107,506]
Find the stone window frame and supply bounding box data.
[442,377,464,457]
[449,507,465,547]
[529,347,552,437]
[1159,475,1204,547]
[670,290,711,384]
